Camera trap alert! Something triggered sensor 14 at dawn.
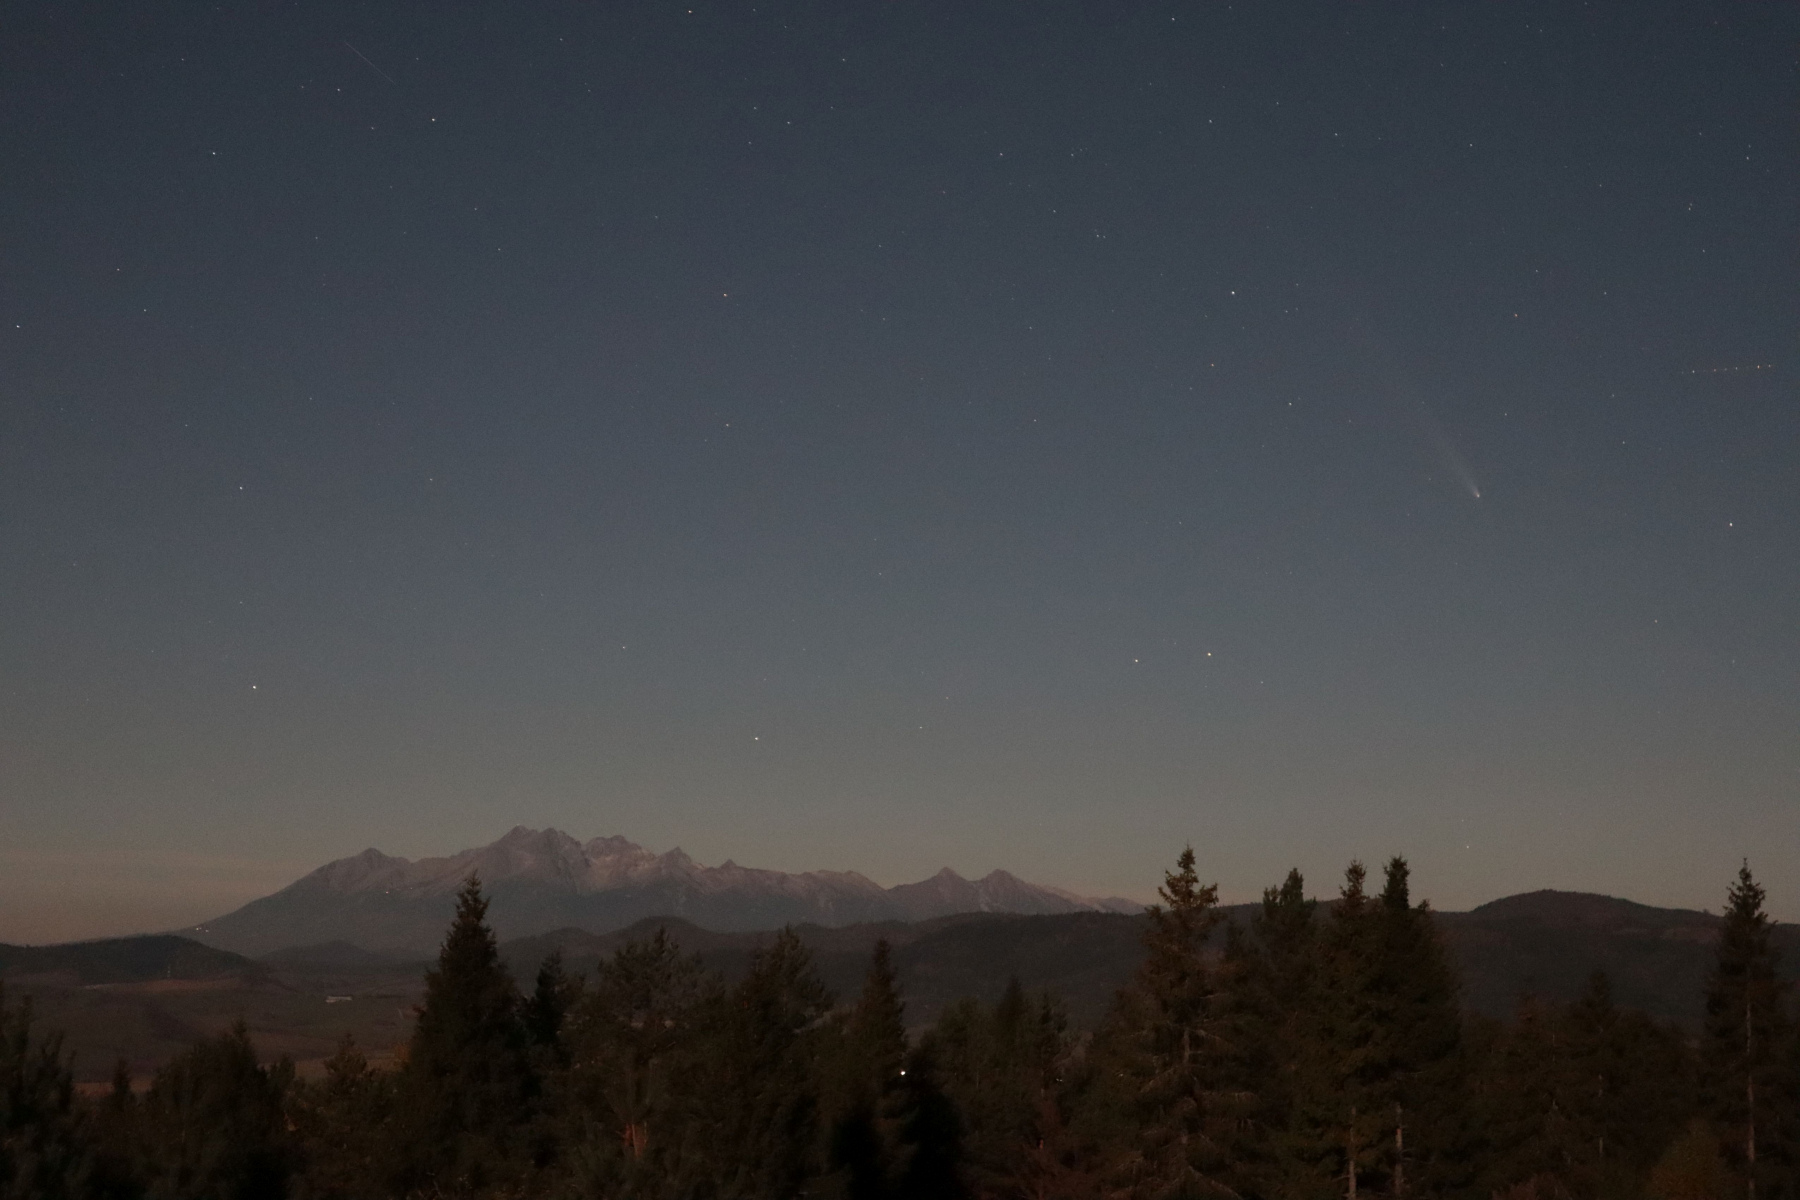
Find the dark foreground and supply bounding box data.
[2,854,1794,1200]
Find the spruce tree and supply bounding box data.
[1701,863,1794,1200]
[1469,995,1572,1197]
[523,948,582,1066]
[700,927,834,1199]
[850,939,908,1089]
[0,985,91,1200]
[291,1034,393,1199]
[560,924,715,1196]
[927,979,1070,1197]
[1561,971,1696,1197]
[895,1038,968,1200]
[1303,860,1384,1200]
[86,1059,142,1200]
[1237,868,1328,1200]
[1370,856,1467,1198]
[137,1021,293,1200]
[828,939,912,1200]
[1098,845,1247,1199]
[394,875,534,1195]
[1649,1121,1734,1200]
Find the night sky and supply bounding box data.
[4,2,1796,942]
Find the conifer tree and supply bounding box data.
[699,927,834,1199]
[291,1034,393,1199]
[1274,857,1469,1200]
[850,940,909,1090]
[1701,863,1794,1200]
[895,1037,969,1200]
[927,978,1070,1197]
[1560,971,1696,1194]
[1097,845,1247,1199]
[86,1059,143,1200]
[1649,1121,1733,1200]
[1469,995,1574,1196]
[1256,869,1318,1005]
[137,1021,293,1200]
[0,985,91,1200]
[561,925,715,1196]
[828,939,913,1200]
[1301,860,1384,1200]
[1232,868,1325,1199]
[1369,856,1468,1198]
[393,875,534,1195]
[523,948,582,1067]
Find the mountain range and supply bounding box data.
[189,826,1140,956]
[10,888,1797,1082]
[9,877,1800,1082]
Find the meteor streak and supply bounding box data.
[344,42,396,86]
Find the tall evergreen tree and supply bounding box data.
[0,985,90,1200]
[849,940,909,1089]
[828,939,913,1200]
[1561,971,1696,1196]
[699,927,834,1199]
[1701,864,1794,1200]
[927,979,1070,1198]
[1300,861,1384,1200]
[393,875,535,1195]
[1649,1121,1734,1200]
[290,1034,393,1200]
[895,1037,969,1200]
[1236,868,1334,1200]
[1097,845,1247,1199]
[523,947,582,1066]
[1469,996,1577,1197]
[1277,858,1469,1200]
[85,1059,143,1200]
[137,1022,293,1200]
[1369,856,1468,1199]
[560,925,716,1197]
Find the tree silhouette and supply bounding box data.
[393,874,534,1195]
[1702,863,1794,1200]
[1098,845,1246,1199]
[0,985,90,1200]
[137,1021,293,1200]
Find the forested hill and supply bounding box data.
[1438,889,1800,1025]
[3,888,1792,1087]
[7,889,1789,1035]
[501,890,1800,1030]
[0,936,256,985]
[4,866,1798,1199]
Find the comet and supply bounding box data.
[1418,405,1482,499]
[1340,307,1485,502]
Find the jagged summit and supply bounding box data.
[191,828,1136,957]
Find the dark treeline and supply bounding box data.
[3,853,1796,1199]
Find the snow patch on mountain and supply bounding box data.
[190,828,1131,957]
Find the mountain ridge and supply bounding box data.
[8,890,1798,1081]
[189,826,1139,956]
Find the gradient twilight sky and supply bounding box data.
[3,2,1796,943]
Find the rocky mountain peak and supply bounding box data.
[192,828,1130,957]
[582,834,648,857]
